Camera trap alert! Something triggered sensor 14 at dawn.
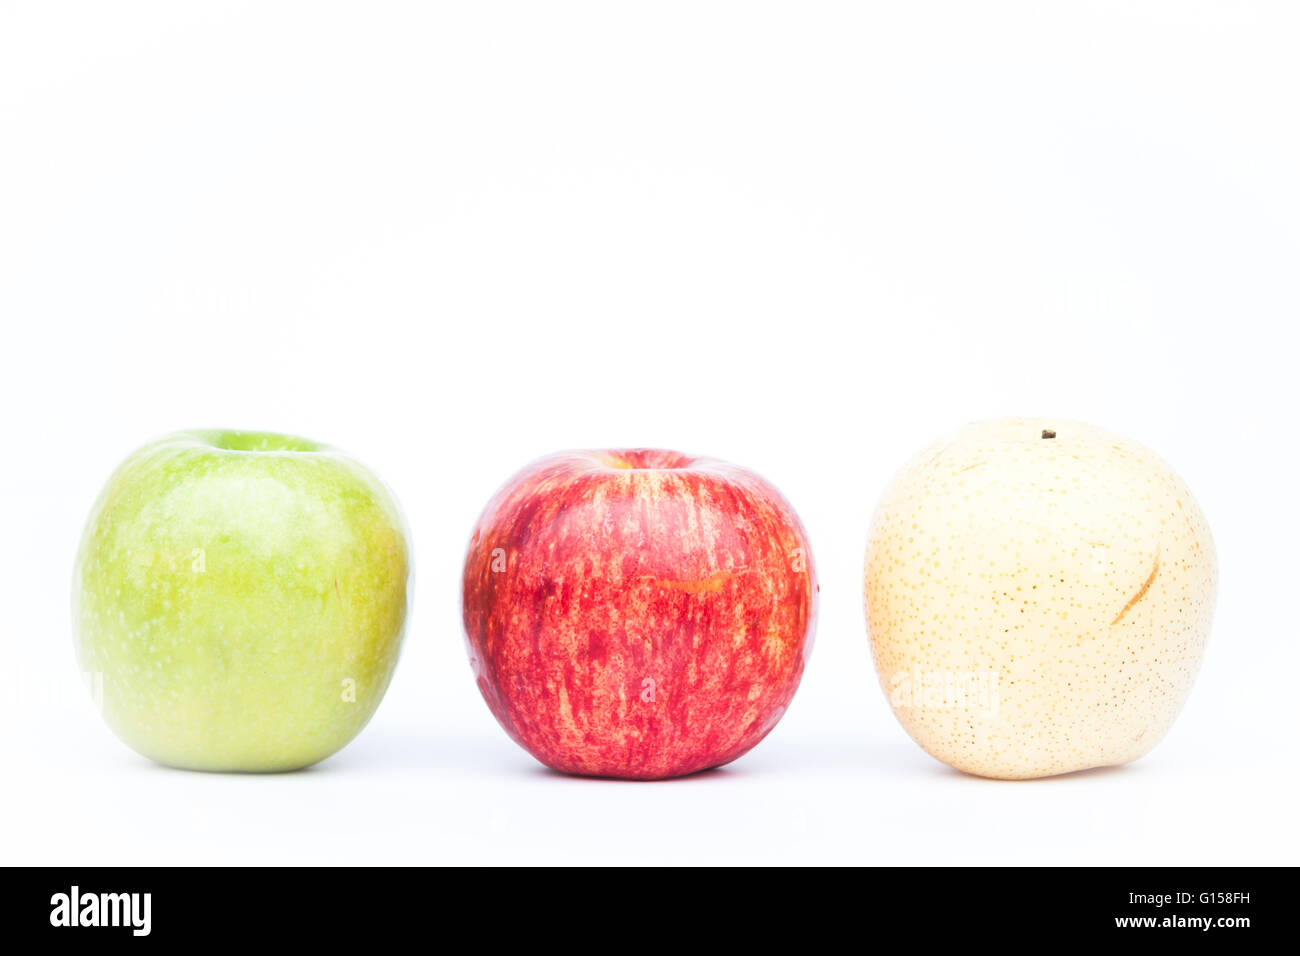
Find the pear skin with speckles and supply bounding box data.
[864,419,1217,780]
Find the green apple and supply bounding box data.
[73,430,410,772]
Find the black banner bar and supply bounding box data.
[11,866,1282,942]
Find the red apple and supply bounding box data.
[462,449,817,779]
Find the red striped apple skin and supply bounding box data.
[462,449,817,780]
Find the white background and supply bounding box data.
[1,2,1296,865]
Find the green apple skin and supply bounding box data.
[73,430,410,772]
